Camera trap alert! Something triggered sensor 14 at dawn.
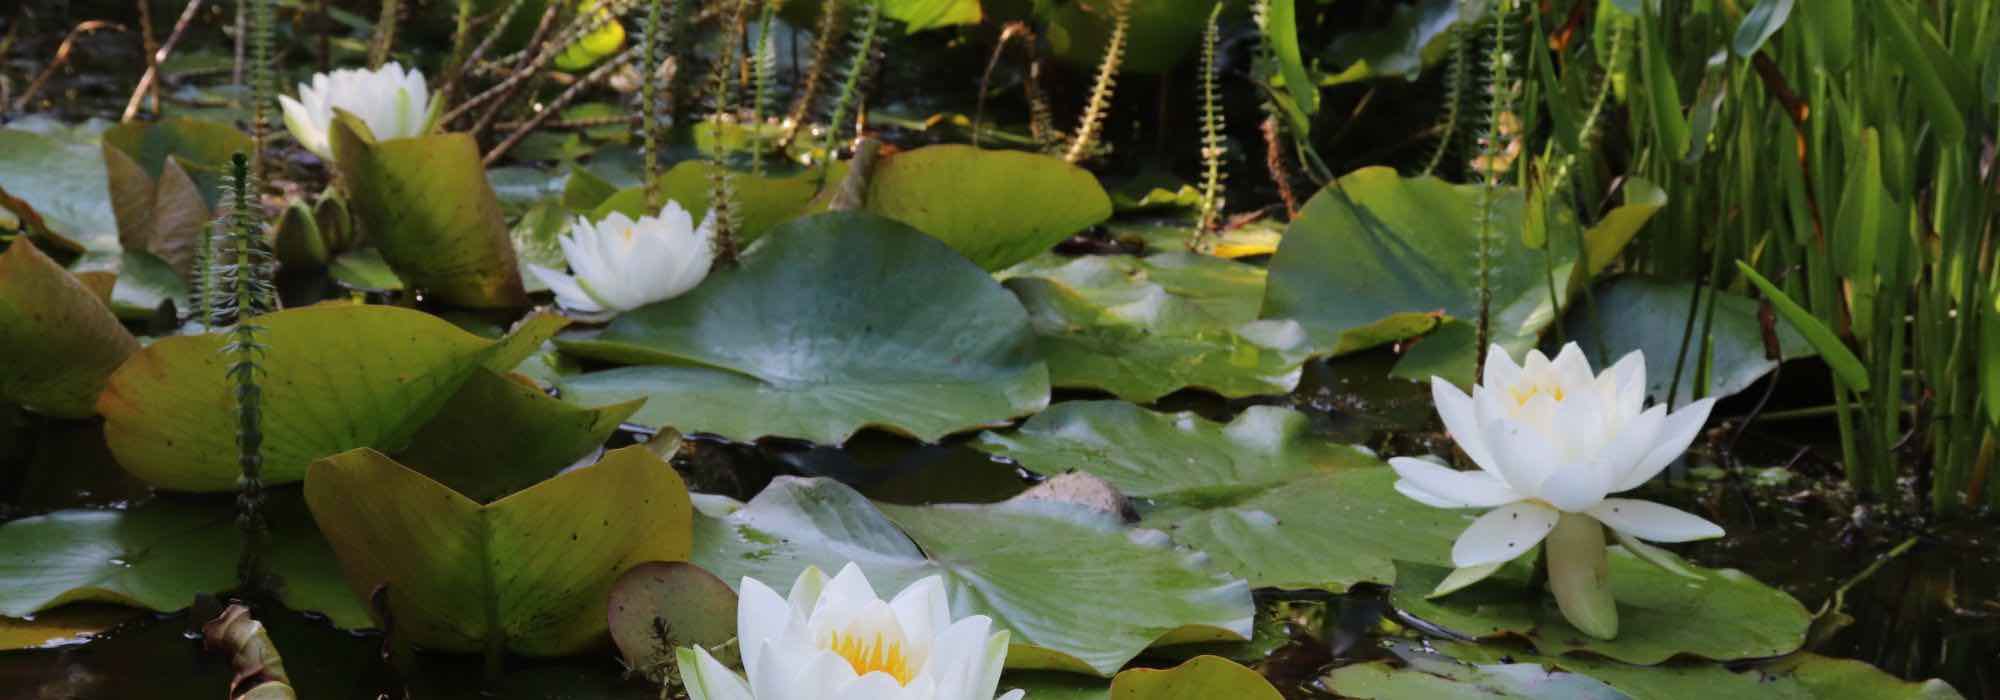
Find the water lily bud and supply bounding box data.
[526,202,717,315]
[279,62,437,161]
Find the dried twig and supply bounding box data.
[483,47,636,165]
[122,0,208,121]
[15,20,128,112]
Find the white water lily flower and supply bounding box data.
[525,202,716,314]
[279,62,436,160]
[1390,343,1725,637]
[677,563,1024,700]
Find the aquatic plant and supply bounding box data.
[820,0,885,163]
[1193,2,1226,242]
[279,63,438,160]
[214,153,279,591]
[1061,0,1128,164]
[1390,343,1724,639]
[527,202,717,314]
[677,563,1020,700]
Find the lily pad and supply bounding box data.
[1431,642,1965,700]
[1263,167,1632,357]
[558,211,1048,445]
[330,119,528,308]
[304,445,694,656]
[1109,655,1283,699]
[691,476,1255,676]
[1564,277,1814,408]
[1045,0,1222,76]
[393,368,643,503]
[0,123,118,250]
[976,401,1471,591]
[1392,551,1812,664]
[592,160,838,244]
[0,605,145,651]
[100,304,563,491]
[1322,0,1478,85]
[865,145,1113,271]
[1000,252,1309,402]
[0,242,140,418]
[607,561,740,682]
[0,494,371,630]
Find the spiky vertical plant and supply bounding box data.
[781,0,844,147]
[1193,2,1227,244]
[707,168,743,263]
[1063,0,1129,164]
[369,0,400,69]
[819,0,884,164]
[748,0,779,175]
[242,0,277,184]
[705,0,752,150]
[1471,0,1516,380]
[639,0,682,208]
[1424,0,1477,176]
[216,153,277,593]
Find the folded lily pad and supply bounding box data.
[976,401,1471,591]
[100,304,563,491]
[101,117,250,276]
[0,242,140,418]
[1262,167,1657,358]
[691,476,1255,676]
[330,119,528,308]
[304,445,694,656]
[0,493,371,630]
[393,368,643,503]
[0,123,118,250]
[1393,552,1812,664]
[866,145,1113,271]
[1564,277,1815,408]
[558,211,1049,445]
[1000,252,1310,402]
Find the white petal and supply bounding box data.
[1482,344,1522,388]
[526,264,604,313]
[1388,457,1521,508]
[785,647,862,700]
[677,646,754,700]
[787,565,829,619]
[1484,417,1559,495]
[1595,405,1665,494]
[1450,501,1559,567]
[921,615,994,698]
[1536,462,1611,513]
[889,575,951,645]
[1605,349,1647,410]
[279,95,330,159]
[822,562,881,606]
[834,671,906,700]
[737,575,792,682]
[1586,499,1725,542]
[1431,377,1497,473]
[997,691,1027,700]
[1621,397,1716,491]
[1395,480,1473,509]
[1551,342,1596,391]
[749,638,794,700]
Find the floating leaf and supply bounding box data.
[692,476,1255,676]
[1433,642,1965,700]
[1046,0,1221,75]
[559,211,1048,445]
[977,401,1470,591]
[593,161,838,244]
[330,119,527,308]
[865,145,1113,271]
[0,605,144,651]
[0,242,140,418]
[1109,655,1282,699]
[0,494,370,629]
[1393,550,1812,664]
[607,562,739,681]
[304,445,694,656]
[0,124,117,251]
[100,305,562,491]
[394,368,642,503]
[1000,253,1309,402]
[1564,277,1815,408]
[1261,168,1594,357]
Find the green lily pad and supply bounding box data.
[0,493,371,630]
[328,248,406,292]
[330,119,528,308]
[1001,672,1112,700]
[1431,642,1965,700]
[558,211,1048,445]
[393,368,643,503]
[1000,252,1309,402]
[0,242,140,418]
[1263,167,1624,357]
[1564,277,1815,408]
[606,561,740,682]
[783,0,982,34]
[592,160,838,244]
[0,122,117,250]
[1109,655,1283,699]
[102,151,211,278]
[1046,0,1222,76]
[865,145,1113,271]
[976,401,1470,590]
[1392,551,1812,664]
[691,476,1255,676]
[100,305,563,491]
[104,250,191,321]
[1322,0,1478,85]
[304,445,694,656]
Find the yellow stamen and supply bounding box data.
[826,630,914,685]
[1510,383,1564,406]
[622,226,636,241]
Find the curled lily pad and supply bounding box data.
[329,118,527,308]
[865,145,1113,271]
[394,368,642,503]
[558,211,1049,445]
[304,445,694,656]
[977,401,1470,591]
[100,305,563,491]
[1392,550,1812,664]
[1000,252,1309,402]
[0,242,140,418]
[692,476,1255,676]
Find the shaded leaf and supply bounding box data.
[607,562,739,681]
[0,242,140,417]
[1109,655,1281,700]
[395,368,642,503]
[1564,277,1814,408]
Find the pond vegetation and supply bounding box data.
[0,0,1995,697]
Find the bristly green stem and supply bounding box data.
[221,153,275,594]
[1193,2,1227,243]
[820,0,883,168]
[1063,0,1128,164]
[1473,0,1515,380]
